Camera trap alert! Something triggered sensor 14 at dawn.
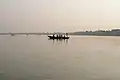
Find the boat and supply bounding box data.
[48,36,69,39]
[48,34,70,39]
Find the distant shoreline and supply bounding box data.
[69,29,120,36]
[1,29,120,36]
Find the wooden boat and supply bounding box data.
[48,35,70,39]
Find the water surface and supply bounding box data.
[0,35,120,80]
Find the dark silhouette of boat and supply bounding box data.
[48,33,70,39]
[48,36,69,39]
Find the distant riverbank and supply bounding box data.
[1,29,120,36]
[69,29,120,36]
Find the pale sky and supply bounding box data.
[1,0,120,32]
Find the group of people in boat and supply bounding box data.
[48,33,69,39]
[52,33,68,38]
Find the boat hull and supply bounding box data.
[48,36,70,39]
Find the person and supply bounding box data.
[53,34,55,37]
[57,34,58,38]
[60,34,62,37]
[66,33,68,36]
[64,35,65,37]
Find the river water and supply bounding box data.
[0,35,120,80]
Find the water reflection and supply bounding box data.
[48,39,68,44]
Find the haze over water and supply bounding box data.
[1,0,120,32]
[0,35,120,80]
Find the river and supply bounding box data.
[0,35,120,80]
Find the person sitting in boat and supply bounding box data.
[60,34,62,37]
[53,34,55,37]
[63,35,65,37]
[66,33,68,36]
[57,34,59,38]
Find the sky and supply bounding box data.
[1,0,120,32]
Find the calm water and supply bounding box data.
[1,35,120,80]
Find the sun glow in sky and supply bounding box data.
[1,0,120,32]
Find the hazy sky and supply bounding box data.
[1,0,120,32]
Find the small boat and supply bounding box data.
[48,36,69,39]
[48,34,70,39]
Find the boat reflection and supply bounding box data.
[48,38,68,44]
